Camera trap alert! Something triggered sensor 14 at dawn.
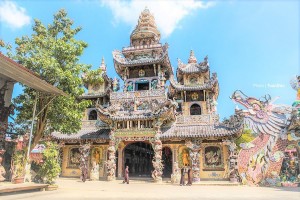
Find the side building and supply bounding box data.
[52,8,243,182]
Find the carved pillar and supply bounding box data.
[171,146,180,184]
[106,130,121,181]
[223,140,239,183]
[117,145,123,178]
[79,143,91,182]
[186,139,201,183]
[150,132,163,183]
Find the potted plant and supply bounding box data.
[37,142,61,190]
[12,150,26,184]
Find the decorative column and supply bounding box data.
[150,133,163,183]
[186,139,201,183]
[79,143,91,182]
[106,130,121,181]
[171,146,180,184]
[223,139,239,183]
[117,144,123,178]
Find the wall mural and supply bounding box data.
[203,146,223,170]
[68,147,81,168]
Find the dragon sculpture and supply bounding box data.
[231,90,293,185]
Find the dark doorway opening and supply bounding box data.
[136,82,149,91]
[123,142,154,177]
[190,104,201,115]
[162,147,172,178]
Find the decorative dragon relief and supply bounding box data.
[79,143,91,182]
[150,136,164,182]
[185,139,201,182]
[231,90,293,185]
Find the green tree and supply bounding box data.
[235,128,256,150]
[10,9,93,150]
[37,142,61,184]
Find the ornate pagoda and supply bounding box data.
[51,8,243,183]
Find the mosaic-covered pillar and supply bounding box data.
[223,139,239,183]
[79,143,91,182]
[171,146,180,184]
[186,139,201,183]
[150,135,163,183]
[106,130,121,181]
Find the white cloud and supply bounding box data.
[101,0,215,38]
[0,0,31,29]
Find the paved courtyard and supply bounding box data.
[1,178,299,200]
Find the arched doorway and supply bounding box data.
[162,147,172,178]
[123,142,154,177]
[190,104,201,115]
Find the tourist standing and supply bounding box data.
[180,168,185,186]
[123,166,129,184]
[187,168,192,186]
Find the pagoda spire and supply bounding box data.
[100,57,106,71]
[188,50,197,64]
[130,8,161,46]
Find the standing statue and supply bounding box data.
[112,77,120,92]
[171,162,180,184]
[90,161,100,181]
[231,90,292,185]
[79,143,91,182]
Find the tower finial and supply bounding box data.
[188,50,197,63]
[100,56,106,71]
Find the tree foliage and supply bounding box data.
[37,142,60,184]
[9,9,92,149]
[235,128,256,150]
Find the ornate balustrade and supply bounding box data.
[123,43,162,51]
[176,114,219,125]
[110,88,166,101]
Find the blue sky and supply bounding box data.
[0,0,299,119]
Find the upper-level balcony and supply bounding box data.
[176,114,219,125]
[110,88,166,102]
[123,43,162,52]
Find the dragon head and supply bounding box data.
[230,90,271,120]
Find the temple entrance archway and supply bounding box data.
[123,142,154,177]
[162,147,172,178]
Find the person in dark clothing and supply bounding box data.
[187,168,193,186]
[123,166,129,184]
[180,168,185,186]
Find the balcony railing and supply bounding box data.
[176,114,219,125]
[110,89,166,101]
[123,43,162,51]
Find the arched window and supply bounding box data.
[88,110,97,120]
[190,104,201,115]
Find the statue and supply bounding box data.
[151,79,158,90]
[112,77,120,92]
[171,162,180,184]
[127,82,133,92]
[182,149,190,167]
[90,161,99,181]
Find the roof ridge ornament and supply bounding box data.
[100,56,106,71]
[188,50,197,64]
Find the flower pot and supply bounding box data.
[12,177,24,184]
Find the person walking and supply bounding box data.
[187,168,193,186]
[179,168,185,186]
[123,166,129,184]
